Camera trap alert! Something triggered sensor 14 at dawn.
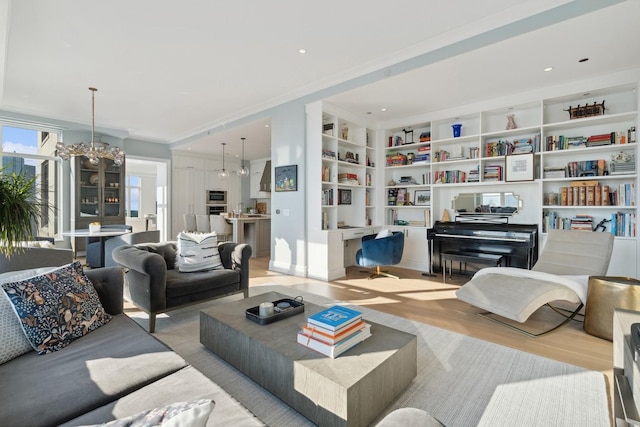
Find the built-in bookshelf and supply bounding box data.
[379,82,638,276]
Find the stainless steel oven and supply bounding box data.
[208,205,226,215]
[207,190,227,204]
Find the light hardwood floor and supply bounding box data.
[248,256,614,404]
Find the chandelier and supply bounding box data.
[56,87,125,166]
[218,142,229,178]
[236,137,249,177]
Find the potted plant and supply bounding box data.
[0,166,48,256]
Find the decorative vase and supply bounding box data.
[506,114,517,130]
[452,123,462,138]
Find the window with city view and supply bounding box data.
[1,125,62,240]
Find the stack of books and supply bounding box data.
[297,305,371,358]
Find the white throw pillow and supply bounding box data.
[176,231,223,272]
[375,229,392,239]
[0,266,60,364]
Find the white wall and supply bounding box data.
[269,102,307,277]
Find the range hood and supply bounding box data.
[259,160,271,192]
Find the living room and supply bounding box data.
[1,1,640,425]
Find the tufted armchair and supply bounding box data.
[112,241,251,332]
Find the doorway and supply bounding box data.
[125,157,170,241]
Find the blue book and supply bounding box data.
[307,305,362,331]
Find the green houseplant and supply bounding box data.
[0,166,46,256]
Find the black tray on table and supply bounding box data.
[245,297,305,325]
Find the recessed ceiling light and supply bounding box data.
[298,49,306,54]
[264,124,270,128]
[544,67,553,72]
[578,58,589,63]
[380,108,387,112]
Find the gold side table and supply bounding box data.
[584,276,640,341]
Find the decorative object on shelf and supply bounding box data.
[275,164,297,192]
[564,100,606,120]
[218,142,229,178]
[441,209,451,222]
[82,158,99,170]
[236,137,249,177]
[338,189,352,205]
[89,173,99,185]
[341,124,349,140]
[403,128,414,144]
[506,114,517,130]
[406,152,415,164]
[414,190,431,206]
[505,153,535,182]
[56,87,125,166]
[387,179,396,186]
[452,123,462,138]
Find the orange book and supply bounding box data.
[302,320,366,345]
[567,187,573,206]
[602,185,610,205]
[595,185,602,205]
[561,187,568,206]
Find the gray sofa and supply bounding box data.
[112,241,251,332]
[0,261,262,426]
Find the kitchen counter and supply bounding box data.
[225,215,271,258]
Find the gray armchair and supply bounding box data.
[104,230,160,267]
[112,241,251,332]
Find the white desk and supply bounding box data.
[226,215,271,258]
[61,229,131,267]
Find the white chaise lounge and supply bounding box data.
[456,229,615,336]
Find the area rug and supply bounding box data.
[128,284,610,426]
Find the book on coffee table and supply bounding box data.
[307,305,362,331]
[297,323,371,358]
[302,319,366,345]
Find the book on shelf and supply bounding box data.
[297,323,371,358]
[307,305,362,331]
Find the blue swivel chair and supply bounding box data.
[356,231,405,279]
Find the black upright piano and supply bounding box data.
[428,217,538,275]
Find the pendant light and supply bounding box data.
[237,137,249,177]
[218,142,229,178]
[56,87,125,165]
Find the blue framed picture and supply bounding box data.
[275,165,297,192]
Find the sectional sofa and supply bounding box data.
[0,251,262,426]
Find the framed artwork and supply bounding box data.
[505,153,534,182]
[274,165,297,192]
[414,190,431,206]
[338,189,352,205]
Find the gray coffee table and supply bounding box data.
[200,291,417,427]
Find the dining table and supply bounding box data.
[61,229,131,267]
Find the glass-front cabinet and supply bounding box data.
[71,156,125,251]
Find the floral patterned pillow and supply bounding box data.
[1,261,112,354]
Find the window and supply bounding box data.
[126,175,141,218]
[1,125,62,239]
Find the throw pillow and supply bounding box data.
[375,229,392,239]
[90,399,214,427]
[0,267,58,364]
[176,231,222,272]
[1,261,112,355]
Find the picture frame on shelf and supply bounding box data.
[338,189,352,205]
[505,153,534,182]
[414,190,431,206]
[275,165,297,192]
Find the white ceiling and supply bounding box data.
[1,1,639,161]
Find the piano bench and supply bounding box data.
[442,251,505,282]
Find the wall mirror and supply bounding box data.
[452,192,522,216]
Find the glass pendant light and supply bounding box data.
[237,137,249,177]
[218,142,229,178]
